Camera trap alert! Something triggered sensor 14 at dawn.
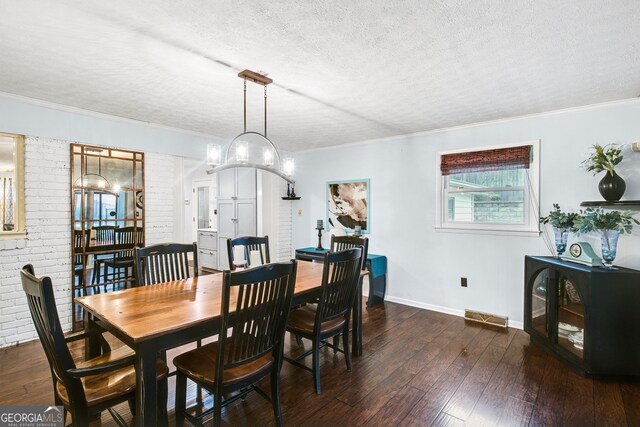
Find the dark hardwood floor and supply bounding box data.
[2,300,639,426]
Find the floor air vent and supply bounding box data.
[464,309,508,328]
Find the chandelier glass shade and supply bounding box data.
[207,70,294,184]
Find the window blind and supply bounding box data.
[441,145,532,175]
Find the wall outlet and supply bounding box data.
[298,209,303,216]
[461,277,468,287]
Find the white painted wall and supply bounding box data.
[291,99,640,328]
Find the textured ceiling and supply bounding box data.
[0,1,639,151]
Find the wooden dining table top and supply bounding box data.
[75,260,329,344]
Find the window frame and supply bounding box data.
[0,132,25,238]
[436,140,540,236]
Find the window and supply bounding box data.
[0,133,24,236]
[437,141,540,234]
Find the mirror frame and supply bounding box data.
[70,143,145,329]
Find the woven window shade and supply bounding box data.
[441,145,532,175]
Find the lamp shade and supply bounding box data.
[207,143,221,166]
[282,158,295,176]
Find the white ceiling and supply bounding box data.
[0,1,639,151]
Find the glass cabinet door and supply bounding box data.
[531,268,551,338]
[557,275,585,359]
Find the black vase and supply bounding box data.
[598,171,626,201]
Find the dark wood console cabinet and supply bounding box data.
[524,256,640,376]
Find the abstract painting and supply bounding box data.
[326,179,370,233]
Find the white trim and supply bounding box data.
[0,91,222,141]
[434,227,540,237]
[297,97,640,154]
[384,295,524,330]
[436,140,540,234]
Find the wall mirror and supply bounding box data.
[70,144,144,328]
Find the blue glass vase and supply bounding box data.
[553,227,569,257]
[600,230,621,269]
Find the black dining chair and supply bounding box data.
[226,235,270,270]
[284,248,363,394]
[72,230,90,297]
[173,261,297,427]
[329,235,369,348]
[90,225,115,286]
[134,242,198,287]
[102,226,143,291]
[20,264,169,426]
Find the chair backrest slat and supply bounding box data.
[93,225,115,245]
[330,235,369,271]
[219,262,296,375]
[135,242,198,286]
[73,230,90,264]
[227,236,271,270]
[115,227,144,258]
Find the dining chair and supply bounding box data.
[134,242,198,286]
[328,235,369,349]
[330,235,369,270]
[226,235,270,270]
[72,230,90,297]
[284,248,363,394]
[103,226,144,291]
[90,225,115,286]
[20,264,169,426]
[173,261,297,427]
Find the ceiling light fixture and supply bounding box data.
[74,149,111,190]
[207,70,294,184]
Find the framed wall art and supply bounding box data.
[326,179,370,234]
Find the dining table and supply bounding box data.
[75,260,365,426]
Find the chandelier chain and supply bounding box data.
[264,85,268,137]
[243,78,247,133]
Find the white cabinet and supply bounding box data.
[217,168,257,269]
[197,229,218,270]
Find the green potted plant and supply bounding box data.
[574,208,639,268]
[540,204,580,256]
[580,143,625,201]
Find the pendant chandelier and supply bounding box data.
[74,151,111,190]
[206,70,295,184]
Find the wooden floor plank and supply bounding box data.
[442,344,505,421]
[594,380,627,427]
[620,382,640,426]
[563,369,595,427]
[402,362,471,426]
[364,385,426,427]
[496,396,534,427]
[2,300,639,427]
[529,356,568,426]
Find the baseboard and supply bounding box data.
[384,295,523,330]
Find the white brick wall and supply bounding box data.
[0,137,72,347]
[0,138,180,348]
[144,153,178,245]
[276,181,293,262]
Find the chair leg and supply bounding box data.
[332,335,340,354]
[312,339,321,394]
[128,397,137,416]
[175,372,187,427]
[271,367,284,427]
[295,334,303,346]
[343,327,352,371]
[213,392,223,427]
